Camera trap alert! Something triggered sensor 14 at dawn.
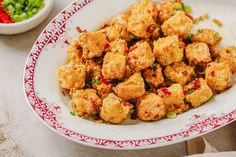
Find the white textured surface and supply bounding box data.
[0,1,235,157]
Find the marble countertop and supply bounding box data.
[0,1,235,157]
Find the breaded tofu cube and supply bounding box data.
[164,62,195,86]
[185,42,212,66]
[100,93,132,124]
[217,46,236,73]
[130,0,158,20]
[158,84,185,109]
[109,39,128,54]
[205,62,232,92]
[161,11,193,38]
[66,39,83,64]
[107,14,131,41]
[184,78,213,108]
[192,29,222,52]
[127,13,159,39]
[99,26,120,42]
[85,59,101,77]
[157,1,181,23]
[70,89,102,117]
[143,64,164,87]
[137,93,166,121]
[92,82,113,99]
[114,72,145,100]
[127,41,155,71]
[102,52,126,80]
[58,63,86,90]
[79,31,108,59]
[153,35,184,66]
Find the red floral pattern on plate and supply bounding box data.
[23,0,236,149]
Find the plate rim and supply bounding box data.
[23,0,236,150]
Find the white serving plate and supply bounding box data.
[23,0,236,150]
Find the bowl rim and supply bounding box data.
[22,0,236,150]
[0,0,55,27]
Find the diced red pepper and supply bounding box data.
[0,5,14,24]
[186,13,193,20]
[161,88,172,96]
[194,79,201,90]
[124,48,129,54]
[183,89,188,95]
[90,98,98,111]
[123,102,131,106]
[101,78,109,85]
[210,70,216,77]
[147,25,156,33]
[104,43,110,49]
[127,57,131,61]
[129,45,138,52]
[61,91,66,96]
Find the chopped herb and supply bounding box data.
[187,89,195,95]
[151,64,157,71]
[92,78,101,85]
[167,111,177,118]
[198,29,203,33]
[174,3,183,10]
[184,5,192,14]
[70,111,76,116]
[128,99,137,105]
[213,19,223,27]
[181,3,185,10]
[213,33,219,40]
[186,33,193,42]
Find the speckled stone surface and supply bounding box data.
[0,1,235,157]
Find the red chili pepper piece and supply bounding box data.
[123,102,131,106]
[147,25,156,33]
[210,70,216,77]
[124,48,129,54]
[161,88,172,96]
[0,5,14,23]
[104,43,110,49]
[129,45,138,52]
[194,79,201,90]
[127,57,131,61]
[101,78,109,85]
[183,89,188,95]
[186,13,193,20]
[90,98,98,110]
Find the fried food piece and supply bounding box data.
[161,11,193,38]
[92,82,113,99]
[143,64,164,87]
[100,93,132,124]
[185,42,212,67]
[66,39,83,64]
[58,63,86,90]
[137,93,166,121]
[192,29,222,52]
[109,39,128,54]
[127,13,159,38]
[153,35,184,66]
[100,26,120,42]
[107,14,131,41]
[205,62,232,92]
[70,89,102,117]
[85,59,101,77]
[79,31,108,59]
[114,72,145,100]
[217,46,236,73]
[158,84,185,109]
[184,78,213,108]
[102,52,126,80]
[164,62,195,86]
[127,41,155,71]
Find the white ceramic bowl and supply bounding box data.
[23,0,236,150]
[0,0,55,34]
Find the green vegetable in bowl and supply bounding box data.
[1,0,45,22]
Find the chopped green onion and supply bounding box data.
[187,33,194,42]
[92,78,101,85]
[174,3,183,10]
[167,111,177,118]
[213,33,219,40]
[187,89,195,95]
[184,5,192,14]
[151,64,157,71]
[70,111,76,116]
[181,3,185,10]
